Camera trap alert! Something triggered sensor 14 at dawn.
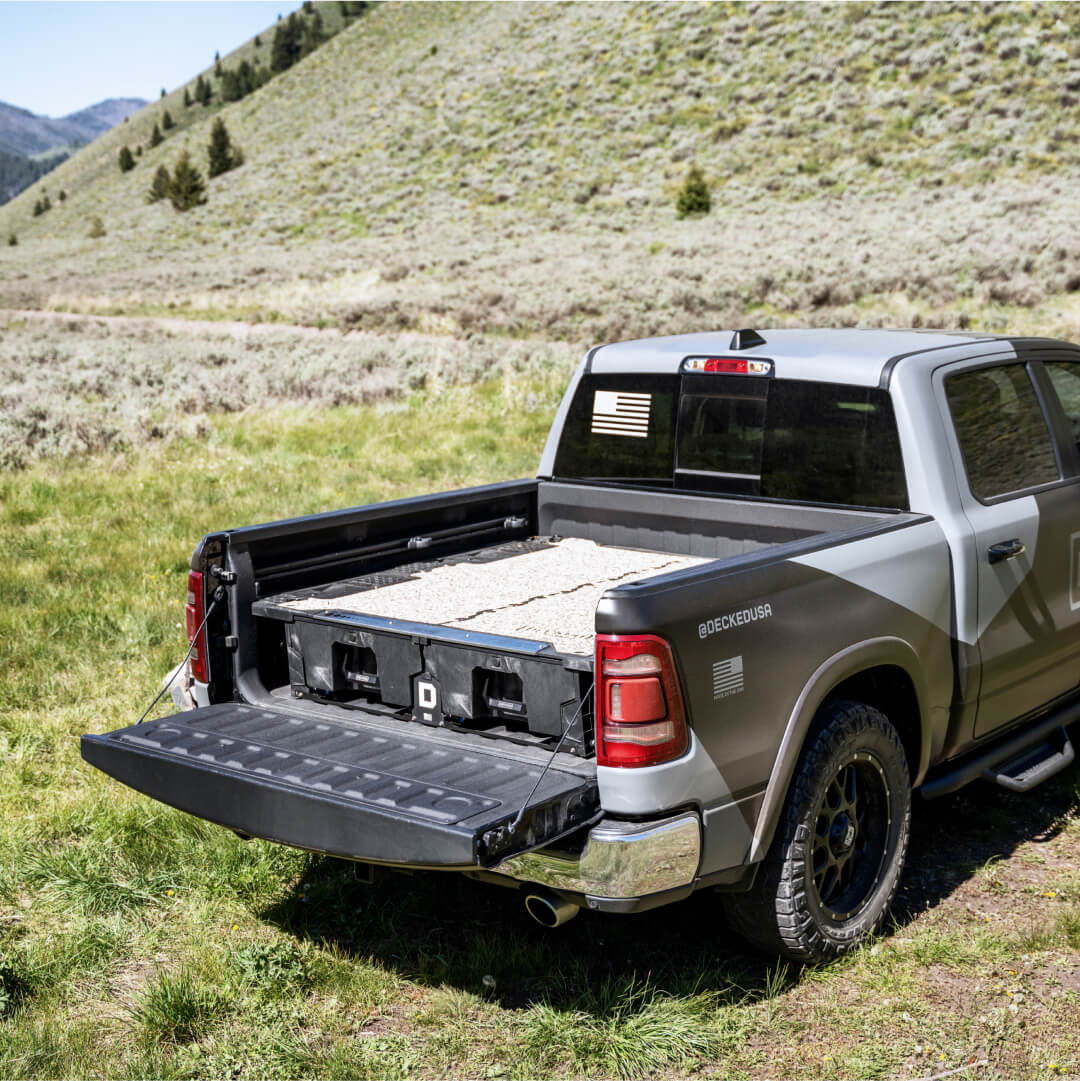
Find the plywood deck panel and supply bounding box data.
[281,538,710,654]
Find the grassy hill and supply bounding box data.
[2,1,1080,343]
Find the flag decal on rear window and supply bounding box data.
[591,390,651,438]
[712,656,744,700]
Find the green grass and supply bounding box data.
[0,373,1078,1077]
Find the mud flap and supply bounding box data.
[81,703,599,868]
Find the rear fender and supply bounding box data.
[747,636,931,863]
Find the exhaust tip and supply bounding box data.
[524,890,579,928]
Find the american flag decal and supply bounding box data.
[591,390,651,438]
[712,656,744,700]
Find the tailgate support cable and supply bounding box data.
[133,587,225,726]
[509,682,594,833]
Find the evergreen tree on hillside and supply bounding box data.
[271,13,302,72]
[41,195,51,212]
[59,190,66,202]
[675,164,711,219]
[118,145,136,172]
[207,117,242,178]
[32,199,43,216]
[254,34,262,47]
[222,60,260,102]
[302,9,324,56]
[168,151,207,211]
[7,233,16,247]
[149,123,164,148]
[147,164,171,203]
[162,109,175,130]
[183,87,193,108]
[195,74,212,106]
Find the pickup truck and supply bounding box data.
[82,327,1080,962]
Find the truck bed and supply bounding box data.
[273,538,710,655]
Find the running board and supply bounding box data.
[921,700,1080,800]
[982,727,1074,793]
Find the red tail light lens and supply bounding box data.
[185,570,208,683]
[595,635,688,768]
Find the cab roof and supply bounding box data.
[588,328,1003,386]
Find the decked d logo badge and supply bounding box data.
[412,675,443,727]
[417,681,438,710]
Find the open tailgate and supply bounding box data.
[81,703,599,868]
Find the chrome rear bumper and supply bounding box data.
[492,812,700,900]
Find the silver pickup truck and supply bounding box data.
[83,327,1080,961]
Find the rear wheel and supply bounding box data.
[723,700,911,962]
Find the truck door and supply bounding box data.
[940,358,1080,739]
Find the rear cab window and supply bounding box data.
[553,370,909,509]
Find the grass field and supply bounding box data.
[1,371,1078,1079]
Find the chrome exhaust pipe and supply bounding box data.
[524,889,579,928]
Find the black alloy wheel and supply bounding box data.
[722,699,911,962]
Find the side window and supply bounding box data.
[1043,361,1080,456]
[944,365,1059,500]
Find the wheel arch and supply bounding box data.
[747,637,931,863]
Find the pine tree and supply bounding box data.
[58,190,66,202]
[162,109,175,130]
[147,164,171,203]
[675,164,711,219]
[271,12,302,72]
[254,34,262,47]
[7,233,16,247]
[160,87,166,98]
[183,87,193,108]
[195,74,212,106]
[168,150,207,211]
[303,9,324,55]
[207,116,241,178]
[41,195,51,212]
[32,199,43,217]
[118,145,136,172]
[149,123,164,148]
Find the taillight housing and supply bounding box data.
[595,634,689,768]
[185,570,209,683]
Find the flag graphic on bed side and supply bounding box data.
[591,390,651,438]
[712,656,744,699]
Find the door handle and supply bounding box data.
[987,538,1026,564]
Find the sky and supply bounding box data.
[0,1,298,118]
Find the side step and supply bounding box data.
[921,699,1080,800]
[982,727,1075,793]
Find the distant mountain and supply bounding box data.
[0,97,144,204]
[0,97,145,158]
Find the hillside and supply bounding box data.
[1,1,1079,346]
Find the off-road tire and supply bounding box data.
[723,700,911,963]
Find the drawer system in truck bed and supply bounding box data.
[250,538,708,754]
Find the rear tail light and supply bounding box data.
[185,570,209,683]
[595,635,688,768]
